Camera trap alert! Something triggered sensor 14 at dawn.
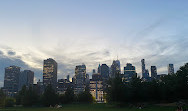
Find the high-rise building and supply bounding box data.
[4,66,20,96]
[19,70,34,90]
[97,64,101,74]
[43,58,57,90]
[123,63,137,82]
[74,64,86,94]
[93,69,96,74]
[110,60,121,78]
[151,66,157,79]
[67,75,70,82]
[168,64,174,75]
[141,59,149,79]
[141,59,146,76]
[100,64,109,80]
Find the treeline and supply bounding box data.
[0,85,93,107]
[106,63,188,104]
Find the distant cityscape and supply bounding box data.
[1,58,175,102]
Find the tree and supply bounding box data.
[0,89,5,108]
[77,86,93,103]
[106,73,126,103]
[42,85,58,107]
[5,98,15,107]
[59,86,75,104]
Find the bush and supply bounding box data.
[5,98,15,107]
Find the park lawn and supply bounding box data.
[0,104,177,111]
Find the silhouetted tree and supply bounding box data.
[77,86,93,103]
[106,73,126,103]
[59,86,75,104]
[0,89,5,107]
[42,85,58,107]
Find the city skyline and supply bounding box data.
[0,0,188,87]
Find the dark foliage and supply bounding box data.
[106,63,188,104]
[59,86,75,104]
[42,85,58,107]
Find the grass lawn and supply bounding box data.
[0,104,177,111]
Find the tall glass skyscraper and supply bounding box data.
[4,66,20,96]
[110,60,121,78]
[43,58,57,90]
[141,59,149,79]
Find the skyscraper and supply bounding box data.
[4,66,20,96]
[110,60,121,78]
[141,59,146,76]
[19,70,34,90]
[43,58,57,90]
[151,66,157,79]
[168,64,174,75]
[100,64,109,80]
[123,63,137,82]
[74,64,87,94]
[141,59,149,79]
[97,64,101,74]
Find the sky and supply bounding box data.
[0,0,188,87]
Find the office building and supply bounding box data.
[4,66,20,96]
[123,63,137,82]
[151,66,157,79]
[110,60,121,78]
[43,58,57,90]
[141,59,149,79]
[100,64,109,80]
[74,64,87,94]
[168,64,174,75]
[19,70,34,90]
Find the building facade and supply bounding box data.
[43,58,57,90]
[123,63,137,82]
[19,70,34,90]
[100,64,109,80]
[4,66,20,96]
[110,60,121,78]
[74,64,87,94]
[168,64,174,75]
[151,66,157,79]
[141,59,149,79]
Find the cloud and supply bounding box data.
[7,50,16,56]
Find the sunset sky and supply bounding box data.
[0,0,188,87]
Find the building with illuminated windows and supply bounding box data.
[90,80,104,102]
[43,58,57,90]
[3,66,20,96]
[74,64,87,94]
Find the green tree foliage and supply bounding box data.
[5,98,15,107]
[42,85,58,107]
[59,87,75,104]
[0,89,5,107]
[106,73,126,103]
[106,63,188,104]
[77,86,93,103]
[16,85,39,107]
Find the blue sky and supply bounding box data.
[0,0,188,87]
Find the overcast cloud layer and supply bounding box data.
[0,0,188,87]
